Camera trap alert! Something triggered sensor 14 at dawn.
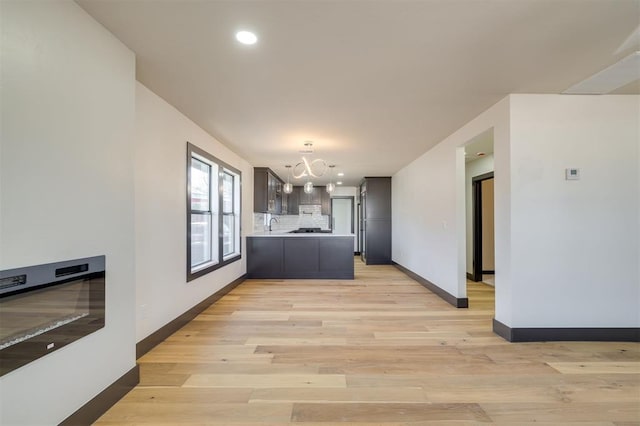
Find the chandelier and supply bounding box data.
[292,157,328,179]
[288,142,337,194]
[292,143,328,179]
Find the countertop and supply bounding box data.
[249,231,355,238]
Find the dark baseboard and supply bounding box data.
[466,272,474,281]
[61,274,246,425]
[482,270,495,275]
[60,365,139,426]
[136,274,247,358]
[492,318,513,341]
[493,319,640,342]
[393,262,468,308]
[354,251,361,256]
[365,259,394,265]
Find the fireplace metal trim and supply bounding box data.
[0,256,105,298]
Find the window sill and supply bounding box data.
[187,254,241,282]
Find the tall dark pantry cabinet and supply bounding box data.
[360,177,392,264]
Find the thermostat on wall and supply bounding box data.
[565,168,580,180]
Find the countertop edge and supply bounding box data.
[247,232,355,238]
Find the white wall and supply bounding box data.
[393,97,511,305]
[0,1,136,424]
[465,155,495,274]
[394,93,639,329]
[508,95,639,327]
[135,83,253,342]
[331,186,358,198]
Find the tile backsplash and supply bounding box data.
[254,205,329,233]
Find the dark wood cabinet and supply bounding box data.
[360,177,391,265]
[254,167,284,214]
[287,188,299,215]
[247,236,354,279]
[321,189,330,216]
[256,178,330,216]
[247,237,284,275]
[298,186,322,205]
[281,192,289,215]
[295,186,330,215]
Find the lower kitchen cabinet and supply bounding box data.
[247,235,354,279]
[246,237,283,275]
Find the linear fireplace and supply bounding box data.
[0,256,105,376]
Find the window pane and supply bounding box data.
[191,158,210,211]
[191,213,211,268]
[223,214,234,256]
[187,143,240,280]
[222,172,233,213]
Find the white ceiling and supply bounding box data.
[77,0,639,186]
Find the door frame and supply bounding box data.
[472,171,494,282]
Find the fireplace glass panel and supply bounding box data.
[0,256,105,376]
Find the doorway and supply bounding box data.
[331,196,355,252]
[472,172,495,283]
[463,128,495,292]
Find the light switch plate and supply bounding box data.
[565,168,580,180]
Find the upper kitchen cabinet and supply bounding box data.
[362,177,391,219]
[298,186,322,205]
[287,187,299,215]
[281,192,289,215]
[321,189,330,215]
[254,167,284,214]
[296,186,330,215]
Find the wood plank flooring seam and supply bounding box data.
[94,260,640,425]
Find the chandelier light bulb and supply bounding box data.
[284,165,293,194]
[326,164,336,193]
[304,181,314,194]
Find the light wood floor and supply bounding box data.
[96,260,640,425]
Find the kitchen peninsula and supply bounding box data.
[247,232,355,279]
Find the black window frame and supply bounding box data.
[221,170,236,257]
[187,142,242,282]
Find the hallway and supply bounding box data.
[96,261,640,424]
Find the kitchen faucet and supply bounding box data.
[269,216,279,232]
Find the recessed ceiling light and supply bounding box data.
[476,152,486,157]
[336,181,343,185]
[337,172,344,177]
[236,31,257,45]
